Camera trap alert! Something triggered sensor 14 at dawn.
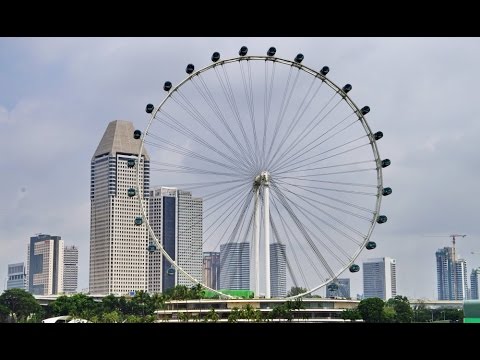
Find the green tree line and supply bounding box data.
[342,295,463,323]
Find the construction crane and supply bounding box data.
[425,234,467,300]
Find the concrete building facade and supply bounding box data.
[27,234,64,295]
[89,120,150,295]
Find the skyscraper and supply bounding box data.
[363,257,397,300]
[219,242,250,291]
[90,120,150,295]
[148,187,203,293]
[455,259,469,300]
[203,252,220,290]
[7,263,26,290]
[63,246,78,294]
[436,247,469,300]
[471,268,480,300]
[27,234,64,295]
[326,278,351,298]
[270,243,286,298]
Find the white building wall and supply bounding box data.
[363,257,397,301]
[64,246,78,294]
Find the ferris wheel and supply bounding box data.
[133,46,392,299]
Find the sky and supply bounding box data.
[1,37,479,300]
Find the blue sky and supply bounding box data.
[1,37,480,298]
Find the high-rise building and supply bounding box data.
[363,257,397,300]
[436,247,469,300]
[203,252,220,290]
[471,268,480,300]
[90,120,150,295]
[270,243,286,298]
[148,187,203,293]
[326,278,350,298]
[7,263,26,290]
[219,242,250,291]
[63,246,78,294]
[27,234,64,295]
[456,259,469,300]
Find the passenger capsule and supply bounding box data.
[294,53,304,63]
[127,159,135,168]
[366,241,377,250]
[377,215,388,224]
[349,264,360,273]
[164,81,172,91]
[134,217,143,226]
[267,47,276,56]
[133,130,141,139]
[342,84,352,93]
[239,46,248,56]
[148,244,156,253]
[374,131,383,141]
[127,188,136,197]
[382,187,392,196]
[145,104,154,114]
[186,64,194,74]
[320,66,329,76]
[211,52,220,62]
[167,267,175,276]
[360,106,370,115]
[381,159,391,168]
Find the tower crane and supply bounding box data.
[425,234,467,300]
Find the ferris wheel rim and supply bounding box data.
[136,51,386,298]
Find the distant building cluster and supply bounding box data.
[436,246,477,300]
[6,234,78,296]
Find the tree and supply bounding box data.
[228,307,241,323]
[287,286,308,297]
[68,293,98,319]
[341,308,362,322]
[51,295,73,316]
[178,312,190,322]
[188,284,204,299]
[357,298,385,323]
[150,293,166,311]
[242,304,257,322]
[382,305,396,323]
[443,308,463,322]
[269,303,294,322]
[0,289,41,323]
[102,310,122,323]
[0,304,11,323]
[164,285,189,300]
[412,300,431,322]
[101,294,120,313]
[50,293,99,320]
[130,291,154,316]
[387,295,413,323]
[205,308,219,323]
